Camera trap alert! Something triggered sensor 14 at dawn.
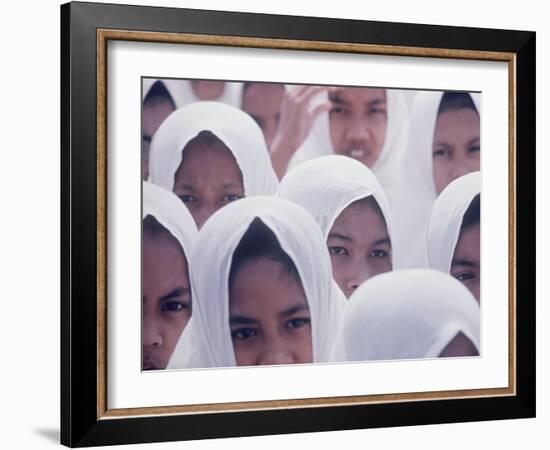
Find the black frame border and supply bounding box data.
[61,1,535,447]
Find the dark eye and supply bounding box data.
[231,328,257,340]
[286,318,310,329]
[161,301,189,312]
[468,145,481,153]
[454,272,476,282]
[433,148,450,158]
[369,249,388,258]
[328,246,348,256]
[223,194,243,202]
[368,107,387,116]
[330,106,345,115]
[178,195,197,204]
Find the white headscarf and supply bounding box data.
[287,89,410,191]
[391,91,481,269]
[427,172,480,273]
[148,101,278,194]
[331,269,480,361]
[142,181,198,260]
[277,155,393,257]
[168,196,346,369]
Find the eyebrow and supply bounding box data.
[371,237,391,247]
[329,93,386,108]
[466,136,480,146]
[451,259,477,268]
[278,304,310,319]
[221,182,243,190]
[229,315,258,326]
[327,232,352,242]
[177,184,197,192]
[159,286,191,303]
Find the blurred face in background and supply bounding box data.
[327,198,392,298]
[229,257,313,366]
[190,80,226,100]
[142,226,191,370]
[173,133,244,229]
[242,83,285,149]
[142,96,175,180]
[329,87,387,167]
[432,107,480,194]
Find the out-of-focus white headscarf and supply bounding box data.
[142,181,198,257]
[287,89,410,192]
[427,172,480,273]
[391,91,481,269]
[331,269,480,361]
[168,196,346,369]
[148,101,278,194]
[278,155,393,259]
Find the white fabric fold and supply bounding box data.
[148,101,278,194]
[168,196,346,369]
[426,172,481,273]
[331,269,480,361]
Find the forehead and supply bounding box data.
[434,108,480,137]
[229,257,307,314]
[331,87,386,104]
[177,138,243,184]
[143,232,188,284]
[454,223,480,257]
[331,201,387,236]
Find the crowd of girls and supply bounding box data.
[141,79,481,371]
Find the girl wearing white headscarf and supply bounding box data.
[427,172,481,302]
[142,181,199,370]
[391,91,481,269]
[331,269,480,362]
[278,155,393,297]
[287,88,410,192]
[148,101,278,228]
[168,196,346,369]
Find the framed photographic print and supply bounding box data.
[60,1,536,447]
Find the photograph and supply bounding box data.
[141,79,482,371]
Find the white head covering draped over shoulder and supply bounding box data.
[168,196,346,369]
[331,269,480,361]
[427,172,481,273]
[142,181,198,261]
[148,101,278,194]
[287,89,409,191]
[277,155,393,254]
[391,91,481,269]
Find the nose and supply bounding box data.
[193,204,219,229]
[257,337,295,365]
[345,117,371,143]
[344,261,371,296]
[449,158,478,184]
[142,318,163,348]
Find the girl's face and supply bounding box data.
[432,107,480,194]
[142,97,175,180]
[451,222,480,302]
[173,138,244,229]
[329,87,387,167]
[142,231,191,370]
[242,83,284,149]
[229,257,313,366]
[327,201,392,298]
[439,332,479,357]
[190,80,226,100]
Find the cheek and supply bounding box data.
[291,328,313,363]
